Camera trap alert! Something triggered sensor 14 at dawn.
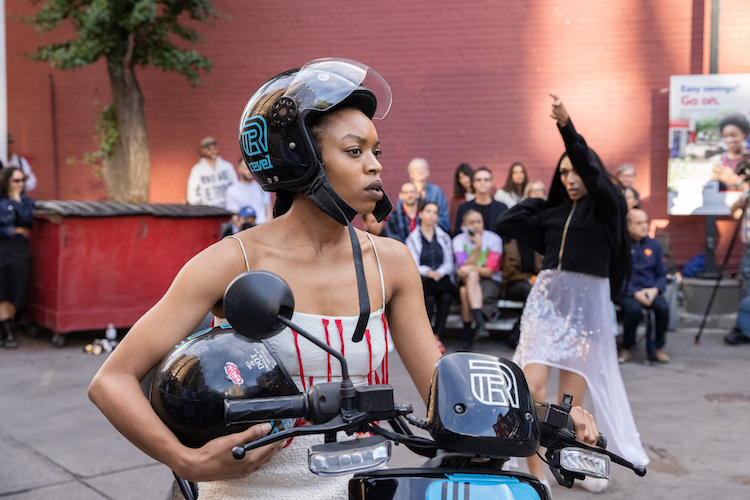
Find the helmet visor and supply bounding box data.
[283,58,392,120]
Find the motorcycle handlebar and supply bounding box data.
[225,396,307,424]
[225,382,345,428]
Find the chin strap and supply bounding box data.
[347,221,370,343]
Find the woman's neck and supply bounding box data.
[283,195,351,250]
[421,224,435,239]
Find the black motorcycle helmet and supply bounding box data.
[150,325,300,448]
[238,57,393,225]
[239,58,394,343]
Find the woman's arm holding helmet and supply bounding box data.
[88,238,284,482]
[380,238,443,404]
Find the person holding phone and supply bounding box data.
[452,209,503,350]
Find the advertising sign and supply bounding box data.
[667,74,750,215]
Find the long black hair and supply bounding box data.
[502,162,528,197]
[0,167,23,195]
[453,163,474,198]
[545,150,631,297]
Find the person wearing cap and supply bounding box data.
[222,206,257,237]
[186,137,238,208]
[236,206,257,231]
[225,158,273,228]
[5,134,37,192]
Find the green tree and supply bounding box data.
[25,0,220,202]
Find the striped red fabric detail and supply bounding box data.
[335,319,344,357]
[365,329,373,385]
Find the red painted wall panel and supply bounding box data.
[6,0,750,270]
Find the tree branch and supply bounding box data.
[123,31,135,71]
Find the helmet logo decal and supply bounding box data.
[469,359,520,408]
[241,115,273,172]
[224,361,244,385]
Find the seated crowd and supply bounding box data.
[378,161,549,352]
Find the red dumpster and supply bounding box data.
[26,201,230,345]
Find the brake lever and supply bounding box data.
[231,413,369,459]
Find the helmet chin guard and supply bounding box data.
[305,166,392,225]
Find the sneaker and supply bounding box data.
[4,331,17,349]
[618,349,632,363]
[577,476,609,493]
[475,325,490,340]
[654,349,670,363]
[724,328,750,345]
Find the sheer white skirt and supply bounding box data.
[513,269,649,466]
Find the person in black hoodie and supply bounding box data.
[495,94,648,489]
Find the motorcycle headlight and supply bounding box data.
[308,436,391,476]
[558,448,610,478]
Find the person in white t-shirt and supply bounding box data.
[6,134,37,192]
[225,158,273,229]
[186,137,238,208]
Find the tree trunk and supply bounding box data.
[102,58,150,202]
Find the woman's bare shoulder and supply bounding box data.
[362,231,419,287]
[363,231,411,261]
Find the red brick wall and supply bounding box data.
[6,0,750,269]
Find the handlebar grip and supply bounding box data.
[225,395,307,424]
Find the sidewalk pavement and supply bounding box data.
[1,324,749,499]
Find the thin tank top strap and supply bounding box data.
[364,232,386,309]
[225,235,250,272]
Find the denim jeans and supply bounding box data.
[734,295,750,339]
[740,245,750,299]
